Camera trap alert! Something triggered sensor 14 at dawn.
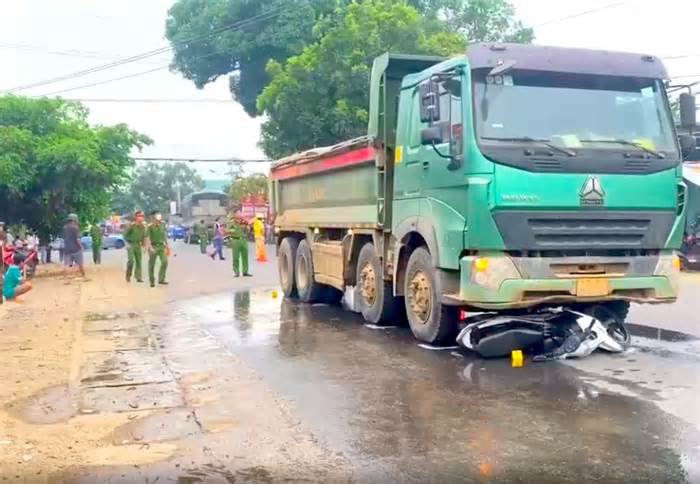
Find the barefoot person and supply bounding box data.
[3,253,32,302]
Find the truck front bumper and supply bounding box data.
[443,253,679,310]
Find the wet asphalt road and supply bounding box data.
[64,281,700,482]
[187,293,700,482]
[71,298,700,482]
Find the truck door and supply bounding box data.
[416,69,469,270]
[395,88,428,199]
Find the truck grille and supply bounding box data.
[493,211,676,251]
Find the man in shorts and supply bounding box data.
[63,213,86,278]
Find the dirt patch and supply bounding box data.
[83,442,177,466]
[6,384,76,424]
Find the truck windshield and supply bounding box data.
[473,70,678,156]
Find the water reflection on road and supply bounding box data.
[173,289,700,483]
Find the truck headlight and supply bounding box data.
[469,255,521,290]
[654,252,680,293]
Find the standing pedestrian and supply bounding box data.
[90,222,103,265]
[210,217,225,261]
[0,222,7,274]
[63,213,86,278]
[252,215,268,262]
[194,219,208,254]
[228,215,251,277]
[124,211,147,283]
[147,211,169,287]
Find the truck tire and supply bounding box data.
[579,301,631,346]
[356,242,401,325]
[295,239,323,303]
[278,237,299,298]
[403,246,459,344]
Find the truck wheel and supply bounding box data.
[580,301,631,346]
[278,237,299,298]
[295,239,323,303]
[404,246,459,344]
[356,242,401,325]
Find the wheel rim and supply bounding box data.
[359,262,377,306]
[280,252,290,287]
[589,305,630,345]
[408,270,432,324]
[298,255,309,289]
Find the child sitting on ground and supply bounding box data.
[3,253,32,302]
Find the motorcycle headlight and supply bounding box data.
[469,255,521,290]
[654,252,681,293]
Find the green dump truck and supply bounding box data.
[270,43,697,344]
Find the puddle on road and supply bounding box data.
[6,383,76,424]
[105,408,202,445]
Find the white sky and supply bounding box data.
[1,0,698,180]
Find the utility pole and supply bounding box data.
[176,179,182,210]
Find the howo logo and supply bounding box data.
[579,176,605,206]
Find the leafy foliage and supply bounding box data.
[257,0,465,158]
[408,0,533,42]
[165,0,339,117]
[0,96,150,240]
[165,0,532,158]
[229,174,269,206]
[111,162,205,216]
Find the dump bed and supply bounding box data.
[269,54,444,231]
[270,136,380,229]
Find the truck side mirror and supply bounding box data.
[679,133,697,159]
[419,79,441,123]
[679,92,696,129]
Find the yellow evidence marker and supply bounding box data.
[511,350,524,367]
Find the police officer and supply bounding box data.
[228,214,251,277]
[147,210,169,287]
[194,219,208,254]
[90,222,103,264]
[124,210,147,283]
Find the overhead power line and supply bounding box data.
[531,1,631,28]
[0,41,170,64]
[38,66,169,96]
[671,74,700,80]
[2,7,284,94]
[663,54,700,60]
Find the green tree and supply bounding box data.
[408,0,533,42]
[165,0,530,121]
[229,174,269,206]
[256,0,465,158]
[0,95,150,241]
[111,162,205,215]
[165,0,340,117]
